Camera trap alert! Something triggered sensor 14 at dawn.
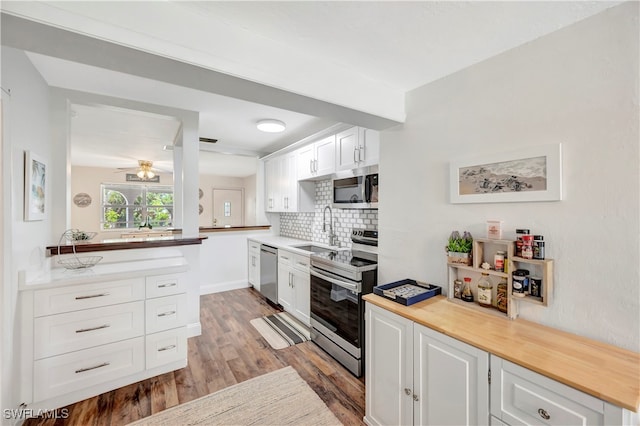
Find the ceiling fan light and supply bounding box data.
[257,119,286,133]
[147,170,155,179]
[137,170,145,178]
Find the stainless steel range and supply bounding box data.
[309,229,378,377]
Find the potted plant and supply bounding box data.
[446,231,473,266]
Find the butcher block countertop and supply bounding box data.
[363,294,640,412]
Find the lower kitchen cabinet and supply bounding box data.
[248,240,261,290]
[490,356,636,426]
[365,302,489,426]
[277,249,311,326]
[19,260,189,412]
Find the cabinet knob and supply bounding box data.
[404,388,412,396]
[412,394,419,402]
[537,408,550,420]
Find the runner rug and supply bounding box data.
[250,312,311,350]
[128,366,341,425]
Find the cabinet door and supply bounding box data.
[296,144,316,180]
[277,263,293,311]
[358,127,380,167]
[336,127,359,171]
[413,323,489,426]
[283,154,298,211]
[264,158,279,212]
[248,251,260,288]
[365,303,414,426]
[315,135,336,176]
[291,267,310,326]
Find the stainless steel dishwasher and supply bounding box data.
[259,245,278,304]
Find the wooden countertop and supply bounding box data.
[363,294,640,412]
[198,225,271,233]
[47,235,207,255]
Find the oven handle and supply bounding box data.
[310,268,359,292]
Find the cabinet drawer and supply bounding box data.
[492,357,604,425]
[248,240,261,253]
[33,337,144,401]
[34,301,144,359]
[292,253,310,272]
[145,273,186,298]
[34,278,145,317]
[278,251,294,266]
[145,294,187,334]
[146,328,188,370]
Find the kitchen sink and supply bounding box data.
[293,245,335,253]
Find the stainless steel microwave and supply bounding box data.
[332,171,378,209]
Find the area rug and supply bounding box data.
[128,366,341,425]
[250,312,310,350]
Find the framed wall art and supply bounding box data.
[24,150,47,221]
[449,144,562,204]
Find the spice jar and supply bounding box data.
[496,279,508,313]
[533,235,545,260]
[453,279,463,299]
[477,273,493,308]
[515,228,530,257]
[521,235,534,259]
[494,251,505,272]
[512,269,529,297]
[461,277,474,302]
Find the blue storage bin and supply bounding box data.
[373,279,442,306]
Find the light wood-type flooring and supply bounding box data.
[24,288,365,425]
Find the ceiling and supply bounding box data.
[2,1,622,177]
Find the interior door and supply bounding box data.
[212,188,244,227]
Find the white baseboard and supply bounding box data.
[187,322,201,338]
[200,280,249,295]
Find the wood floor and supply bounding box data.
[25,288,366,425]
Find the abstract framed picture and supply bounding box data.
[449,144,562,204]
[24,150,47,221]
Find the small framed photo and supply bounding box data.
[24,150,47,221]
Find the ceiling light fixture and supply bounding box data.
[136,160,155,179]
[257,119,286,133]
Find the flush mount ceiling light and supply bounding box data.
[257,119,286,133]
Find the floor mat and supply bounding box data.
[250,312,310,349]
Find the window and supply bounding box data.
[101,184,173,229]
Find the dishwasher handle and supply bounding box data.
[260,245,278,255]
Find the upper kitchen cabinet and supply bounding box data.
[265,154,314,213]
[336,127,380,171]
[296,135,336,180]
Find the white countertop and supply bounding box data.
[247,235,346,256]
[21,256,189,290]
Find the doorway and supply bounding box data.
[212,188,244,227]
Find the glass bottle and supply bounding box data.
[477,273,493,308]
[496,279,508,313]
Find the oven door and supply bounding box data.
[309,267,363,351]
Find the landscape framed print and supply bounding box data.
[24,150,47,221]
[450,144,562,204]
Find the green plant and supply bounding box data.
[446,231,473,254]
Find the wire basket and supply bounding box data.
[57,229,102,270]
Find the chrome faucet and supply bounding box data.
[323,205,338,247]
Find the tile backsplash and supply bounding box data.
[280,179,378,248]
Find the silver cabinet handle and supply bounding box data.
[158,344,177,352]
[281,256,290,260]
[158,310,176,317]
[75,362,110,374]
[314,159,318,173]
[76,324,110,333]
[358,145,364,162]
[310,159,314,174]
[75,293,110,300]
[158,282,177,288]
[538,408,550,420]
[404,388,412,396]
[353,148,357,163]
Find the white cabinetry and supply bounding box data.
[365,303,489,426]
[248,240,261,290]
[265,154,314,213]
[277,249,311,326]
[19,264,189,411]
[296,135,336,180]
[490,356,635,426]
[336,127,380,171]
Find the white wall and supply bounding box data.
[1,47,52,414]
[198,174,252,227]
[379,2,639,352]
[199,228,272,294]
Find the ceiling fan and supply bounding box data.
[116,160,171,179]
